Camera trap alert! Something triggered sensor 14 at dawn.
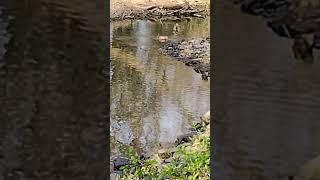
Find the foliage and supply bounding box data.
[120,123,210,179]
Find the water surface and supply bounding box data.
[0,1,106,179]
[110,19,210,158]
[214,1,320,179]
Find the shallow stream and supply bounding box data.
[110,18,210,159]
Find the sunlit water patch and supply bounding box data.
[110,18,210,158]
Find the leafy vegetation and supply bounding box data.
[119,122,210,179]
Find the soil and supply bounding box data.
[110,0,209,21]
[161,37,210,80]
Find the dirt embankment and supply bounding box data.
[110,0,209,21]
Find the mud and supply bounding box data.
[161,37,210,80]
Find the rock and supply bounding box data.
[312,32,320,49]
[175,131,198,146]
[201,71,209,80]
[161,38,210,79]
[294,155,320,180]
[267,21,292,38]
[292,36,314,64]
[110,172,123,180]
[231,0,320,63]
[113,157,130,171]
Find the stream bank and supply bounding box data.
[111,112,210,179]
[161,37,210,80]
[111,0,209,21]
[110,0,211,79]
[110,2,210,179]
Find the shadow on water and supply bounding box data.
[110,19,210,159]
[214,1,320,180]
[0,0,106,179]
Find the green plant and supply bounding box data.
[119,123,210,179]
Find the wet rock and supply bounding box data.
[174,131,198,146]
[231,0,320,63]
[240,0,291,17]
[292,36,314,64]
[113,157,130,171]
[312,32,320,49]
[267,21,293,38]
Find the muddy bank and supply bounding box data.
[161,37,210,80]
[111,0,209,21]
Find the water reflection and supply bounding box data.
[110,19,210,158]
[135,20,152,61]
[0,0,106,179]
[214,1,320,180]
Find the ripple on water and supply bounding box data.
[215,1,320,179]
[0,0,106,179]
[110,19,210,158]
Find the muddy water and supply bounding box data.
[214,1,320,180]
[0,1,106,179]
[110,19,210,158]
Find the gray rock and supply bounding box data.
[174,131,198,146]
[113,157,130,171]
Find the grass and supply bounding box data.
[119,122,210,179]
